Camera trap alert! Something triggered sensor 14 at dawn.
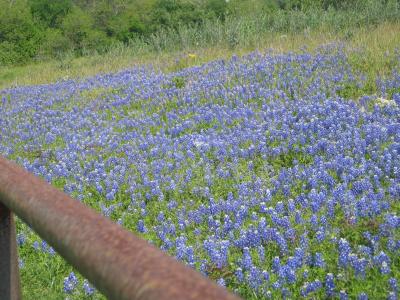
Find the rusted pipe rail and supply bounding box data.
[0,156,240,300]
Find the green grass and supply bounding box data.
[1,15,400,90]
[4,7,400,299]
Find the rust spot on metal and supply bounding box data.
[0,156,241,300]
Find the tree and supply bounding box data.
[61,6,93,52]
[30,0,72,28]
[0,1,42,64]
[150,0,205,31]
[205,0,228,20]
[109,13,146,43]
[61,6,111,54]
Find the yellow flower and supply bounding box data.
[188,53,197,59]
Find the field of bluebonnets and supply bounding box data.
[1,44,400,299]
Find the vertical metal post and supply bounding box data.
[0,203,21,300]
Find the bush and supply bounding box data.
[61,7,94,53]
[38,28,71,58]
[150,0,206,31]
[108,13,147,43]
[0,3,42,65]
[1,0,400,66]
[83,30,113,54]
[30,0,72,28]
[205,0,229,19]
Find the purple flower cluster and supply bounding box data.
[2,44,400,298]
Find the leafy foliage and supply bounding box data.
[0,2,42,64]
[0,0,400,66]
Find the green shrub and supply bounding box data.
[150,0,206,31]
[1,0,400,66]
[0,2,42,65]
[38,28,71,58]
[61,7,94,53]
[108,13,147,43]
[29,0,72,28]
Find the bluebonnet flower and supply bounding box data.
[262,270,270,282]
[272,256,280,273]
[325,273,335,298]
[63,272,78,294]
[257,245,265,262]
[18,259,24,269]
[352,257,368,278]
[137,219,147,233]
[338,238,351,268]
[389,277,398,294]
[203,239,229,268]
[358,292,368,300]
[381,261,391,275]
[339,290,348,300]
[157,211,165,222]
[32,241,40,250]
[248,266,263,290]
[284,266,296,284]
[374,251,391,274]
[388,291,397,300]
[272,280,282,290]
[48,247,56,256]
[314,252,325,268]
[240,247,253,270]
[235,268,244,282]
[216,278,226,287]
[5,45,400,299]
[301,280,322,297]
[83,279,95,296]
[16,233,26,246]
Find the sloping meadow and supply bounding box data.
[1,45,400,299]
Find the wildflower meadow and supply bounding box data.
[1,44,400,299]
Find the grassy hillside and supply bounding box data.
[1,21,400,91]
[3,41,400,299]
[1,0,400,89]
[2,2,400,300]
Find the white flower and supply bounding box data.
[376,97,397,107]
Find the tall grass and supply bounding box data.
[108,0,400,53]
[1,0,400,89]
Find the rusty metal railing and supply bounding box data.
[0,156,240,300]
